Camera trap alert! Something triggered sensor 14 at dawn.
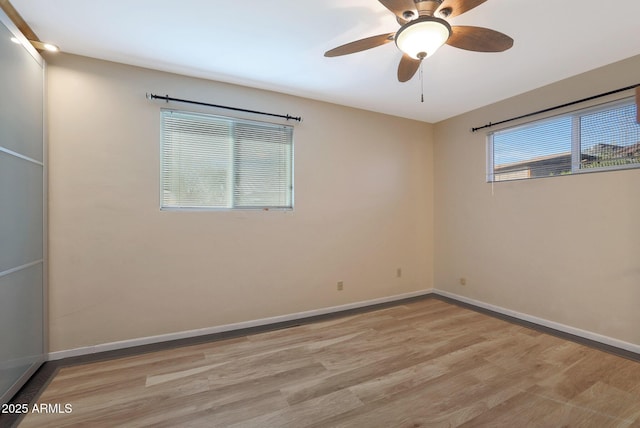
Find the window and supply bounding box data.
[161,110,293,209]
[488,98,640,182]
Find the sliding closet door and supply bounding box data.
[0,10,46,404]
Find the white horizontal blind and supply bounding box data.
[488,98,640,182]
[491,116,572,181]
[579,103,640,170]
[233,122,293,208]
[161,110,293,209]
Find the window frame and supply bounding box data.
[159,108,294,211]
[487,96,639,182]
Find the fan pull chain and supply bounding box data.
[420,60,424,103]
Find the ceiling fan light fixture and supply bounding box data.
[395,16,451,60]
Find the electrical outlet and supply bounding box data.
[337,281,344,291]
[396,268,402,278]
[459,277,467,286]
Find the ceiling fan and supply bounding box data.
[324,0,514,82]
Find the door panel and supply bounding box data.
[0,10,46,405]
[0,153,44,273]
[0,19,44,162]
[0,265,44,397]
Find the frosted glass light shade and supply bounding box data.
[395,16,451,60]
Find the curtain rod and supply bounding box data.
[471,83,639,133]
[146,93,302,123]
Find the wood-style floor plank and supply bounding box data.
[17,299,640,427]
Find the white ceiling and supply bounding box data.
[11,0,640,123]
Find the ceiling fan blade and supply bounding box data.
[324,33,395,57]
[378,0,418,21]
[436,0,487,19]
[398,54,421,82]
[447,26,513,52]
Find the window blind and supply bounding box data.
[161,110,293,209]
[579,103,640,170]
[491,116,572,181]
[488,98,640,182]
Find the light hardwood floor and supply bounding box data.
[18,299,640,427]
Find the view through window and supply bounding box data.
[488,98,640,182]
[161,109,293,209]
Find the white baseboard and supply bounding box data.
[434,289,640,355]
[48,288,640,361]
[48,289,434,361]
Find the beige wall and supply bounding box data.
[434,55,640,345]
[47,51,640,353]
[46,54,435,352]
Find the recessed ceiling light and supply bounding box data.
[42,42,59,52]
[10,36,20,44]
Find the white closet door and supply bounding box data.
[0,10,46,405]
